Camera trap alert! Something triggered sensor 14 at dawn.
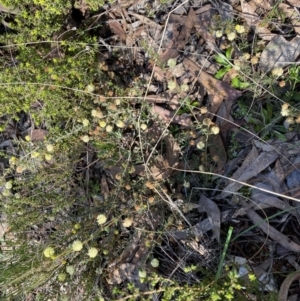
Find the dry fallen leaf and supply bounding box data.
[108,20,126,42]
[152,105,191,127]
[220,146,278,198]
[198,194,221,242]
[259,35,300,72]
[241,0,274,40]
[159,8,196,63]
[30,129,48,141]
[182,58,242,103]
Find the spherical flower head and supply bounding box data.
[45,153,53,161]
[97,214,107,225]
[58,273,66,282]
[235,24,246,34]
[203,118,212,126]
[66,265,75,275]
[140,123,147,130]
[215,30,223,38]
[87,247,98,258]
[5,181,13,190]
[85,84,95,93]
[74,223,81,230]
[99,120,107,128]
[9,156,17,165]
[3,189,12,197]
[116,120,125,128]
[43,246,55,258]
[80,135,90,143]
[168,80,177,91]
[25,135,31,142]
[180,84,189,92]
[46,144,54,153]
[200,106,207,114]
[82,119,90,127]
[197,141,205,150]
[243,53,251,60]
[196,141,205,149]
[16,165,25,174]
[105,125,113,133]
[138,269,147,278]
[91,109,103,118]
[122,217,133,228]
[31,151,40,159]
[150,258,159,267]
[227,32,236,41]
[271,67,284,77]
[250,56,259,65]
[72,240,83,252]
[211,125,220,135]
[281,103,290,116]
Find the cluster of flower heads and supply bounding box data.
[215,24,246,41]
[79,103,148,144]
[281,102,300,128]
[42,213,109,261]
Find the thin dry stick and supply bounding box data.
[171,167,300,203]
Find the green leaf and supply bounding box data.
[266,102,273,120]
[214,53,230,66]
[215,68,228,79]
[231,77,250,89]
[262,108,269,123]
[225,46,233,59]
[273,131,287,141]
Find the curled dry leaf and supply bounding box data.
[279,271,300,301]
[108,20,126,41]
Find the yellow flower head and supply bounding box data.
[43,246,55,258]
[227,32,236,41]
[250,56,259,65]
[281,103,290,116]
[122,217,133,228]
[97,214,107,225]
[45,153,53,161]
[31,151,40,159]
[235,24,246,34]
[87,247,98,258]
[271,67,284,77]
[151,258,160,267]
[215,30,223,38]
[46,144,54,153]
[72,240,83,252]
[82,119,90,127]
[196,141,205,150]
[211,126,220,135]
[5,181,13,190]
[140,124,147,130]
[80,135,90,143]
[116,120,125,128]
